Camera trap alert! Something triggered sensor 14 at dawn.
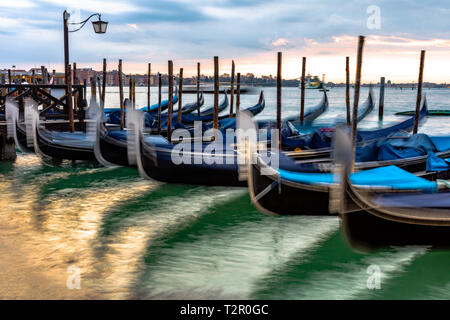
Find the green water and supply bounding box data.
[1,87,450,299]
[1,155,450,299]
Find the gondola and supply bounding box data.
[6,100,34,152]
[396,109,449,116]
[282,93,426,158]
[103,89,179,125]
[170,92,204,115]
[134,90,399,187]
[97,91,265,168]
[334,128,450,250]
[32,101,101,161]
[34,124,97,161]
[245,109,450,216]
[25,94,202,162]
[255,89,374,153]
[153,93,229,128]
[256,90,329,132]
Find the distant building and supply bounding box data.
[76,68,97,84]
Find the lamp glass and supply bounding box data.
[92,20,108,34]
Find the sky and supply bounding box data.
[0,0,449,82]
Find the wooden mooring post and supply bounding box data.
[0,133,16,161]
[197,62,201,115]
[277,52,282,150]
[213,56,219,137]
[229,60,235,118]
[167,61,174,142]
[351,36,365,169]
[157,73,162,134]
[102,58,107,106]
[378,76,385,121]
[413,50,425,134]
[236,72,241,113]
[346,56,351,126]
[67,64,75,132]
[178,68,183,123]
[118,59,124,130]
[300,57,306,123]
[147,63,151,112]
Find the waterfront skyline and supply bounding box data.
[0,0,449,82]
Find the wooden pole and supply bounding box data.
[300,57,306,122]
[229,60,235,117]
[167,61,174,142]
[197,62,201,115]
[118,59,124,130]
[91,76,97,99]
[236,72,241,114]
[67,64,75,132]
[72,63,77,84]
[213,56,219,136]
[157,73,162,134]
[177,68,183,123]
[351,36,365,168]
[277,52,282,150]
[346,56,351,126]
[147,63,151,112]
[413,50,425,134]
[7,69,11,94]
[41,66,48,85]
[378,76,385,121]
[73,63,78,116]
[129,76,132,101]
[97,77,102,104]
[102,58,107,106]
[132,76,136,109]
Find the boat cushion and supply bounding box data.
[278,165,437,192]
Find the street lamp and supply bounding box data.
[63,10,108,84]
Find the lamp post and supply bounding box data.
[63,10,108,85]
[62,10,107,127]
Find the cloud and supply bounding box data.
[272,38,289,47]
[126,24,138,30]
[0,0,36,8]
[1,0,450,82]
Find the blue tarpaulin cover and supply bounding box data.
[426,152,450,172]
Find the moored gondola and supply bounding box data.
[245,108,450,216]
[102,92,265,169]
[333,128,450,250]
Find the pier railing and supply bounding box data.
[0,84,86,121]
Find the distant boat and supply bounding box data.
[299,74,329,91]
[396,109,450,116]
[181,84,257,94]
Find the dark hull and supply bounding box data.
[248,161,331,215]
[98,126,130,166]
[341,210,450,250]
[16,122,34,152]
[139,138,245,187]
[36,127,96,161]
